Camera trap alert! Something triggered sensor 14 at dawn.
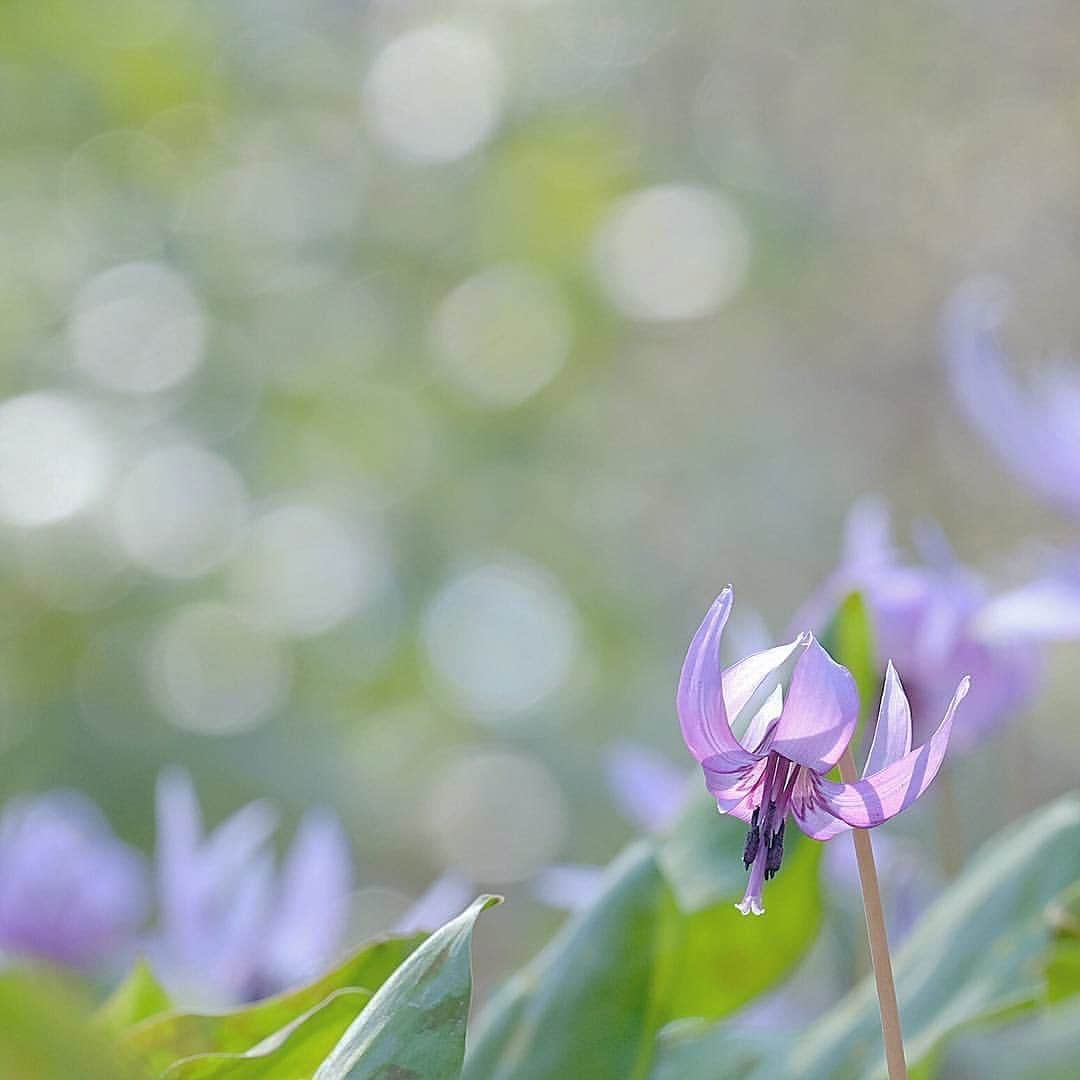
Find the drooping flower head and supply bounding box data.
[794,500,1039,753]
[150,769,353,1007]
[0,792,147,972]
[678,588,969,916]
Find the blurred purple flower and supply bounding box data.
[794,499,1041,752]
[945,278,1080,517]
[530,741,690,913]
[150,768,353,1008]
[393,871,474,935]
[0,792,147,972]
[822,831,937,947]
[944,279,1080,641]
[680,588,968,915]
[603,740,688,833]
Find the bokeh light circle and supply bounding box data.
[363,24,505,163]
[147,603,290,735]
[422,559,580,719]
[112,444,249,579]
[431,265,573,407]
[427,748,567,883]
[0,393,110,527]
[592,183,751,321]
[231,504,388,638]
[70,261,206,394]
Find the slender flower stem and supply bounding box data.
[839,748,907,1080]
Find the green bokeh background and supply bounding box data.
[1,0,1078,989]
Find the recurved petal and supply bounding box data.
[700,749,768,813]
[677,590,744,761]
[789,769,851,840]
[815,676,969,828]
[862,661,912,777]
[766,635,859,773]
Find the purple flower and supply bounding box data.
[945,278,1080,517]
[794,500,1040,752]
[679,588,969,916]
[0,792,147,972]
[393,872,474,935]
[603,740,688,833]
[150,769,353,1007]
[944,280,1080,642]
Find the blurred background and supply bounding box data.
[2,0,1079,987]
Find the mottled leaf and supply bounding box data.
[123,934,424,1076]
[162,989,371,1078]
[314,895,499,1080]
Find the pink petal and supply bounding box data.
[677,590,743,762]
[789,769,850,840]
[862,661,912,777]
[766,636,859,773]
[814,676,970,828]
[700,750,768,813]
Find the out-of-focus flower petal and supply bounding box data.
[945,280,1080,513]
[814,677,969,828]
[155,769,204,961]
[531,864,605,913]
[200,801,279,890]
[150,769,354,1007]
[0,793,148,970]
[843,495,894,570]
[603,742,688,833]
[974,578,1080,642]
[767,636,858,773]
[678,590,745,761]
[394,871,473,934]
[862,661,912,776]
[262,809,354,990]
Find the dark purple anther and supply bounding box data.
[742,807,760,869]
[764,820,785,881]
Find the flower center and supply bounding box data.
[736,753,800,916]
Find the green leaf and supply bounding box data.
[649,1018,779,1080]
[314,895,500,1080]
[941,997,1080,1080]
[664,833,821,1022]
[465,828,821,1080]
[465,845,673,1080]
[1045,879,1080,1002]
[96,959,172,1035]
[123,933,425,1076]
[821,591,879,760]
[161,989,371,1078]
[658,785,748,912]
[780,794,1080,1078]
[0,969,146,1080]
